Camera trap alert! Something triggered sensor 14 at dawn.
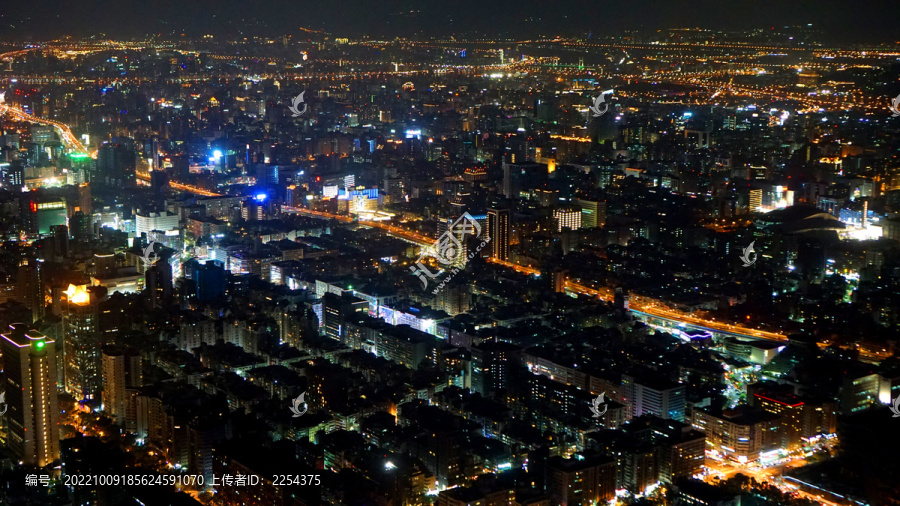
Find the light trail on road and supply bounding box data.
[282,207,802,346]
[0,102,89,154]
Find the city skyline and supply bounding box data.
[0,6,899,506]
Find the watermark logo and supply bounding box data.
[141,241,159,269]
[589,393,607,418]
[590,90,613,117]
[288,91,308,117]
[289,392,308,417]
[409,212,490,294]
[890,94,900,118]
[739,241,757,267]
[889,396,900,418]
[0,391,7,415]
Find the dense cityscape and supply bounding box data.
[0,3,900,505]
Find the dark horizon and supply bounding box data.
[0,0,898,44]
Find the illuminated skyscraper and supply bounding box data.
[16,258,43,324]
[487,207,509,261]
[553,207,582,232]
[77,183,92,215]
[749,188,762,212]
[0,161,25,189]
[1,324,60,466]
[64,285,104,402]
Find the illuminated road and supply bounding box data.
[168,181,221,197]
[281,206,353,223]
[135,170,223,197]
[564,281,789,342]
[647,75,882,113]
[705,454,848,506]
[280,209,801,346]
[566,280,887,362]
[486,257,541,276]
[482,259,788,343]
[282,205,434,246]
[0,102,89,154]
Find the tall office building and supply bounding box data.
[143,136,160,171]
[101,345,142,430]
[50,225,70,259]
[93,252,117,278]
[16,258,43,324]
[64,285,105,402]
[552,268,568,293]
[196,261,227,302]
[622,374,686,422]
[1,324,60,466]
[502,161,547,198]
[436,213,488,268]
[135,211,179,238]
[0,161,25,188]
[145,254,173,309]
[70,211,92,243]
[471,341,520,396]
[150,170,169,192]
[553,207,582,232]
[749,188,762,213]
[434,285,470,315]
[690,406,783,462]
[573,198,607,228]
[27,126,55,166]
[76,183,92,215]
[322,292,369,341]
[750,388,837,451]
[487,207,510,261]
[94,139,136,186]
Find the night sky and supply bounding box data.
[0,0,897,43]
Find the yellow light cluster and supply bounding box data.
[65,284,90,305]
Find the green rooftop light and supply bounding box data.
[36,341,45,349]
